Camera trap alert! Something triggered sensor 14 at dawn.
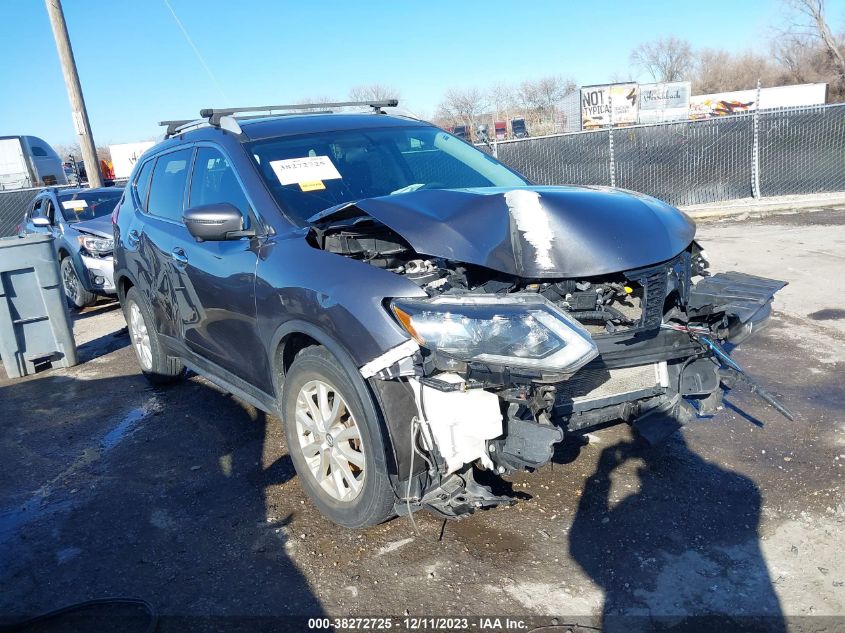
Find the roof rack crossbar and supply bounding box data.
[159,118,207,138]
[199,99,398,124]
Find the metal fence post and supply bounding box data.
[751,79,762,199]
[608,127,616,188]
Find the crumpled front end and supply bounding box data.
[309,187,788,519]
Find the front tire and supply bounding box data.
[61,256,95,309]
[124,287,185,385]
[282,346,395,528]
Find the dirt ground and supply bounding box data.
[1,209,843,632]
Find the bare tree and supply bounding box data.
[436,87,488,127]
[487,83,515,119]
[293,95,341,111]
[514,76,576,134]
[54,142,82,161]
[693,50,780,93]
[630,37,694,82]
[783,0,845,83]
[348,84,401,102]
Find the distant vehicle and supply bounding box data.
[110,141,156,179]
[452,124,470,142]
[511,118,529,139]
[63,156,86,186]
[476,123,489,143]
[19,186,123,308]
[0,135,68,190]
[494,121,507,140]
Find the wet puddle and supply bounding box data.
[0,397,162,543]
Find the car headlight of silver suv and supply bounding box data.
[390,294,598,372]
[78,235,114,256]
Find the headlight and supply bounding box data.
[390,294,598,372]
[78,235,113,255]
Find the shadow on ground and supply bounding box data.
[0,371,324,632]
[568,433,786,632]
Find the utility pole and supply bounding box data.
[44,0,102,188]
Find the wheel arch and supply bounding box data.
[270,320,401,479]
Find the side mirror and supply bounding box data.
[32,216,51,227]
[183,203,254,241]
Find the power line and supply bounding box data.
[161,0,229,102]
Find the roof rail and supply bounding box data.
[199,99,398,125]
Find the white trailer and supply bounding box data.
[109,141,155,180]
[0,136,67,190]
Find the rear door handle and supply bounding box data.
[171,247,188,265]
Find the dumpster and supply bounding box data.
[0,233,78,378]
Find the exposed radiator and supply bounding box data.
[557,362,669,407]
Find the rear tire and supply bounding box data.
[281,346,395,528]
[124,287,185,385]
[61,256,95,309]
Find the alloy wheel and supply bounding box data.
[61,258,79,304]
[294,379,366,502]
[128,301,153,371]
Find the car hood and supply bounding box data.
[309,186,696,278]
[72,216,113,240]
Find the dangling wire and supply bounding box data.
[406,416,421,535]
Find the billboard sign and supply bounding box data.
[581,83,638,129]
[638,81,691,123]
[689,83,827,119]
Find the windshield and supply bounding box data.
[248,125,528,224]
[58,190,122,223]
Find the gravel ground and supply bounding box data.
[1,210,843,632]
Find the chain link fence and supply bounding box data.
[492,102,845,207]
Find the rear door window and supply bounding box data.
[147,149,192,222]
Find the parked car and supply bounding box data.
[0,135,68,190]
[113,103,786,528]
[511,117,529,138]
[451,124,470,142]
[20,187,123,308]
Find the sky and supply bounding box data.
[1,0,842,149]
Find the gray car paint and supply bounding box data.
[311,186,697,278]
[111,114,712,484]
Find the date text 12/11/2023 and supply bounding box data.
[306,616,535,631]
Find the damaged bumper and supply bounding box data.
[360,263,787,521]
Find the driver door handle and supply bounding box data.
[171,247,188,265]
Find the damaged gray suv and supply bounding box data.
[113,101,788,528]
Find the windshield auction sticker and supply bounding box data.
[270,156,341,186]
[61,199,88,210]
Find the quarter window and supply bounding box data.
[189,147,250,215]
[134,159,154,211]
[147,149,192,222]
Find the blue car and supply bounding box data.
[21,186,123,308]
